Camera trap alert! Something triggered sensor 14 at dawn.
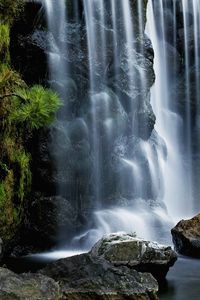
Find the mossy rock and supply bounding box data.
[0,268,60,300]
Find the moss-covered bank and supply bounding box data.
[0,0,61,241]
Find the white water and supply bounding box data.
[43,0,68,96]
[29,250,84,261]
[42,0,69,200]
[146,0,198,221]
[38,0,200,258]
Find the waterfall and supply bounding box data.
[42,0,69,200]
[38,0,200,253]
[146,0,188,220]
[43,0,68,98]
[72,0,170,248]
[146,0,200,221]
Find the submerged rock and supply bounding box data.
[0,268,60,300]
[171,214,200,257]
[90,233,177,281]
[41,253,159,300]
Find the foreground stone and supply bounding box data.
[90,233,177,281]
[41,253,159,300]
[171,214,200,257]
[0,268,60,300]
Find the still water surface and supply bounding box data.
[160,256,200,300]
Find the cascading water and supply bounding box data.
[146,0,189,220]
[37,0,200,255]
[72,0,170,248]
[146,0,200,221]
[42,0,68,102]
[42,0,69,200]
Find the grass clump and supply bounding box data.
[13,150,32,202]
[0,170,17,238]
[0,63,25,93]
[0,23,10,62]
[10,85,61,130]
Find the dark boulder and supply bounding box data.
[171,214,200,257]
[41,253,159,300]
[26,195,78,244]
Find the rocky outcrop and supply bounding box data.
[90,233,177,281]
[171,214,200,257]
[0,267,60,300]
[41,253,159,300]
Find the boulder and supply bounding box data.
[41,253,159,300]
[0,267,60,300]
[90,233,177,281]
[171,214,200,257]
[27,195,78,243]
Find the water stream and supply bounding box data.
[4,1,200,298]
[39,0,200,257]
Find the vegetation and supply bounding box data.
[10,85,61,130]
[0,0,24,25]
[0,0,61,240]
[0,23,10,62]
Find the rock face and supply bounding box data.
[26,195,78,243]
[41,253,159,300]
[9,0,158,235]
[171,214,200,257]
[90,233,177,281]
[0,238,3,260]
[0,268,60,300]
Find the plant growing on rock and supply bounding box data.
[0,23,10,62]
[0,0,61,241]
[9,85,61,130]
[0,0,24,25]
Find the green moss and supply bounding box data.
[0,183,6,204]
[0,0,24,25]
[0,170,18,239]
[0,76,61,241]
[0,63,25,93]
[13,150,31,202]
[0,1,61,240]
[10,85,61,130]
[0,23,10,63]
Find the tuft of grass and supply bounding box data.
[0,63,25,93]
[10,85,62,130]
[0,170,17,239]
[0,182,6,205]
[0,23,10,62]
[14,150,32,202]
